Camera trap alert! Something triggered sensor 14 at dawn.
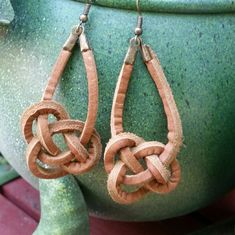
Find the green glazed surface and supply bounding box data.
[0,154,18,186]
[34,176,89,235]
[0,0,235,221]
[77,0,235,13]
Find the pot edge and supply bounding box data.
[75,0,235,14]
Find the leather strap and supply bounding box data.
[21,26,101,179]
[104,39,183,204]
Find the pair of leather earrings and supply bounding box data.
[21,1,183,204]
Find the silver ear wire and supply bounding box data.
[134,0,143,36]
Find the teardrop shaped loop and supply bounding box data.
[21,25,101,179]
[104,37,183,204]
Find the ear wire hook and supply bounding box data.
[75,1,92,31]
[135,0,143,37]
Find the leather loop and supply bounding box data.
[22,101,102,179]
[107,161,149,205]
[104,132,143,173]
[104,42,183,204]
[21,29,101,179]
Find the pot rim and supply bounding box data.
[75,0,235,14]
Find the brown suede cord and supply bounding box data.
[21,28,101,179]
[104,42,183,204]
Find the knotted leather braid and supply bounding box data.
[104,39,183,204]
[21,26,101,179]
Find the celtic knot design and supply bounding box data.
[104,39,183,204]
[21,100,101,179]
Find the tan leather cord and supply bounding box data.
[104,38,183,204]
[43,50,72,101]
[21,26,102,179]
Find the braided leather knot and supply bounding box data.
[104,132,180,204]
[21,26,101,179]
[104,41,183,204]
[21,100,101,179]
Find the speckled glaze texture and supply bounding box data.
[34,175,89,235]
[0,0,235,221]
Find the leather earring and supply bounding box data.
[104,0,183,204]
[21,3,102,179]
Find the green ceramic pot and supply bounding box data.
[0,0,235,222]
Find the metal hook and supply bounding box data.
[79,3,91,23]
[75,1,92,32]
[135,0,143,36]
[136,0,142,16]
